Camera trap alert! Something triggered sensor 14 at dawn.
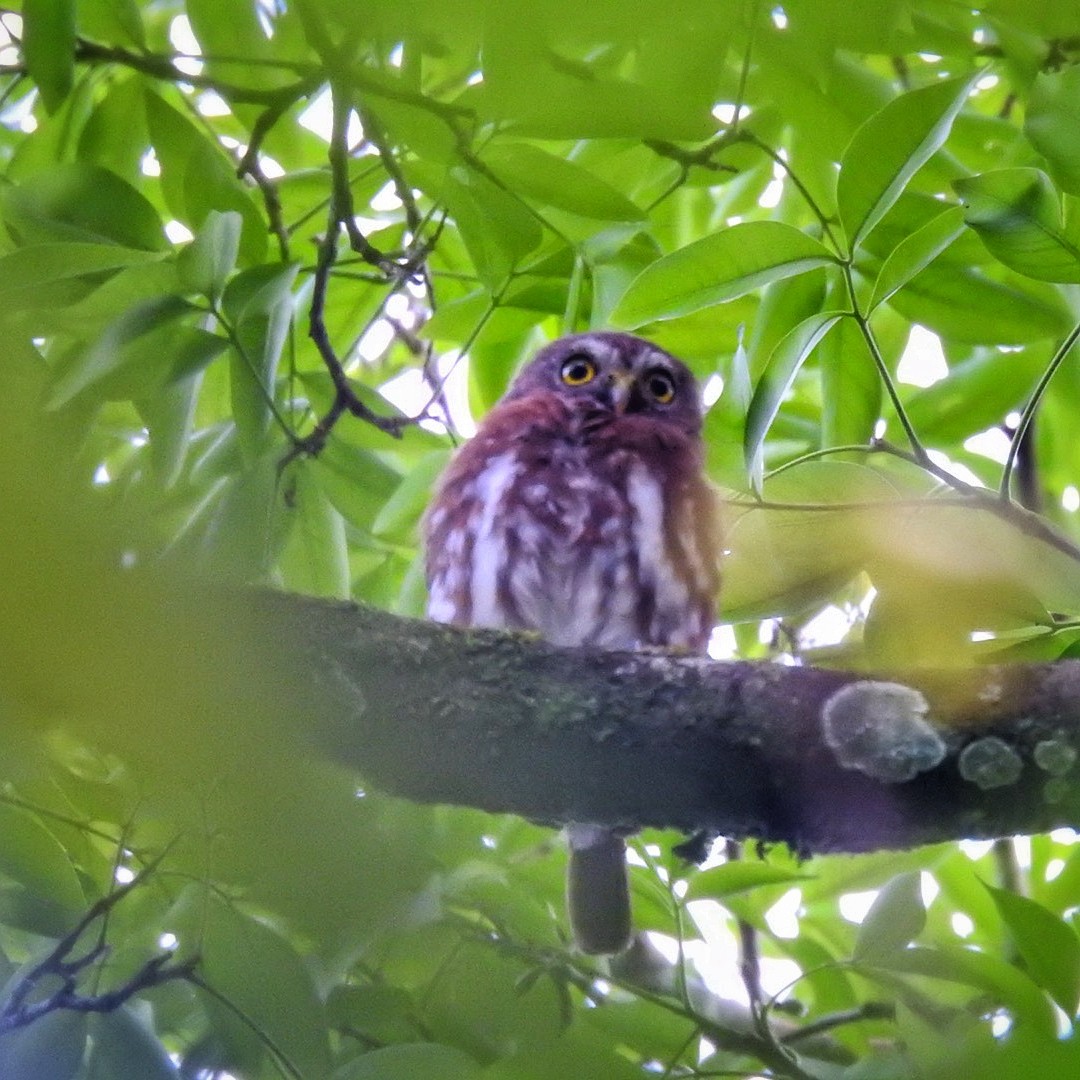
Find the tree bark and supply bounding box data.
[249,591,1080,855]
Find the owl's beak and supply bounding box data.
[607,370,636,414]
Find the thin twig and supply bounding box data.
[727,487,1080,567]
[212,302,298,441]
[71,39,317,105]
[0,846,195,1035]
[726,840,764,1014]
[327,81,393,271]
[290,81,421,458]
[359,105,422,235]
[780,1002,895,1044]
[841,264,928,461]
[872,438,1080,565]
[478,926,821,1080]
[731,0,762,136]
[740,131,841,251]
[1000,318,1080,498]
[186,971,304,1080]
[236,89,319,262]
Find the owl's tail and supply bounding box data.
[565,823,632,955]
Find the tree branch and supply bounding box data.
[8,560,1080,858]
[233,592,1080,855]
[0,847,195,1034]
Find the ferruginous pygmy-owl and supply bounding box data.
[424,331,722,954]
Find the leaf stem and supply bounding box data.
[1000,318,1080,498]
[763,442,889,480]
[212,304,298,442]
[740,131,842,253]
[840,264,927,463]
[731,0,762,137]
[732,442,1080,567]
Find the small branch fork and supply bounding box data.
[30,31,453,461]
[0,852,196,1035]
[281,80,437,465]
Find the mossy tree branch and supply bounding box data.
[276,594,1080,854]
[58,583,1069,857]
[5,515,1080,857]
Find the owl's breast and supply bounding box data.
[425,432,717,652]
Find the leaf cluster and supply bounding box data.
[4,0,1080,1077]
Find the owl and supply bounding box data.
[424,331,721,953]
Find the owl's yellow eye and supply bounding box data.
[646,369,676,404]
[560,355,597,386]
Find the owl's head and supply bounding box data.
[505,332,704,435]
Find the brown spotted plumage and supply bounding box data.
[424,331,721,953]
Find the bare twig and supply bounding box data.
[236,88,321,262]
[781,1002,895,1044]
[726,840,764,1015]
[479,926,824,1080]
[1000,319,1080,499]
[289,81,421,458]
[359,106,423,235]
[71,38,318,105]
[872,439,1080,565]
[0,847,196,1035]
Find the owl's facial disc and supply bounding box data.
[508,332,702,434]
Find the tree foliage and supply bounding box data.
[3,0,1080,1077]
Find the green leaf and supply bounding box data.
[21,0,75,113]
[77,0,146,49]
[744,310,846,485]
[867,944,1058,1038]
[186,0,283,95]
[178,210,243,301]
[482,143,645,221]
[168,886,332,1079]
[1026,65,1080,195]
[584,999,698,1064]
[869,205,966,310]
[838,74,977,251]
[311,441,403,532]
[331,1043,480,1080]
[721,460,899,621]
[985,883,1080,1015]
[136,374,201,488]
[0,802,86,914]
[0,1007,87,1080]
[610,222,838,328]
[277,464,351,599]
[953,168,1080,283]
[45,296,212,409]
[221,262,299,460]
[1,164,167,250]
[853,872,926,960]
[820,310,883,447]
[484,1026,644,1080]
[685,861,811,901]
[888,262,1069,344]
[144,89,267,265]
[0,243,163,303]
[480,7,718,141]
[905,345,1046,444]
[372,451,450,544]
[42,260,181,336]
[0,882,83,937]
[443,165,542,291]
[84,1011,179,1080]
[327,986,422,1047]
[703,327,755,489]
